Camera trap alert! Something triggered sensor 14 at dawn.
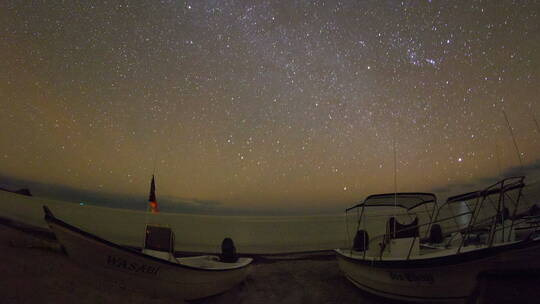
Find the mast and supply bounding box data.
[392,120,398,238]
[502,110,523,169]
[533,114,540,136]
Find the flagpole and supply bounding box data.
[149,175,159,213]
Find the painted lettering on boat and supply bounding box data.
[107,255,160,275]
[388,271,434,284]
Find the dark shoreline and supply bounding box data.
[0,223,388,304]
[3,216,540,303]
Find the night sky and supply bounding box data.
[1,1,539,213]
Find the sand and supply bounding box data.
[0,224,388,304]
[4,222,540,304]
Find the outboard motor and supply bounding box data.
[220,237,238,263]
[353,230,369,251]
[428,224,443,244]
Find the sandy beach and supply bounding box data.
[4,220,540,304]
[0,224,389,304]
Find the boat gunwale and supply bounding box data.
[334,237,540,269]
[343,273,468,302]
[43,207,253,272]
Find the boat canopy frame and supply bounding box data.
[434,176,527,249]
[346,192,437,212]
[344,192,439,251]
[347,176,531,261]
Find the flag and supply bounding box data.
[148,175,159,213]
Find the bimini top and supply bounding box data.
[446,176,525,204]
[346,192,437,212]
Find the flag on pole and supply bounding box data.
[148,175,159,213]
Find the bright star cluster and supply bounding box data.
[1,1,539,213]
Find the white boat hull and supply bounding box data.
[45,212,252,300]
[335,240,540,303]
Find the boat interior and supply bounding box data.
[341,176,540,261]
[143,224,252,269]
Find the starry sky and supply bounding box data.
[1,1,539,214]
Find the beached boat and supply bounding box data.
[335,177,540,303]
[43,206,253,300]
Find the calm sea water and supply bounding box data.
[0,190,494,254]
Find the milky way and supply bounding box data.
[1,1,539,213]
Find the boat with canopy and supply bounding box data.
[335,176,540,302]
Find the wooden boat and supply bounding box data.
[335,177,540,302]
[43,206,253,300]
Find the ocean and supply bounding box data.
[0,190,442,254]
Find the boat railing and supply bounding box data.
[359,211,470,260]
[353,176,531,260]
[359,211,536,260]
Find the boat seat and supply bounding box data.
[143,225,176,262]
[386,217,419,240]
[353,230,369,251]
[220,237,238,263]
[497,207,510,222]
[529,204,539,216]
